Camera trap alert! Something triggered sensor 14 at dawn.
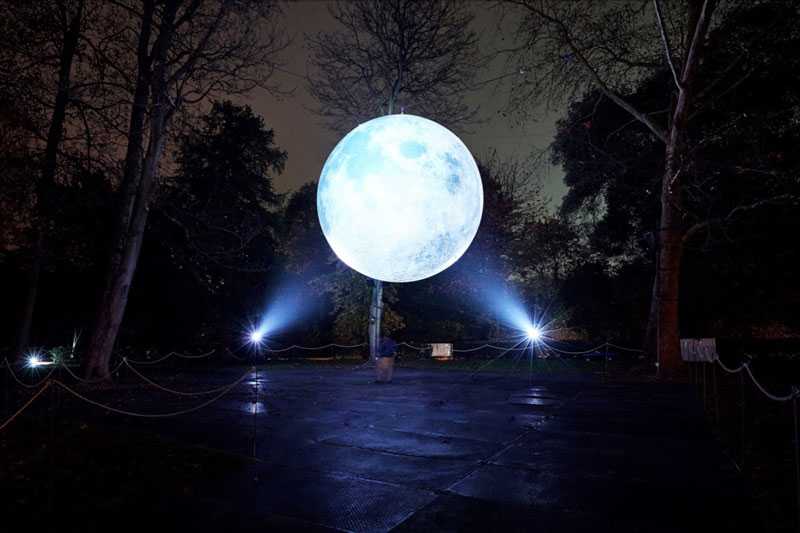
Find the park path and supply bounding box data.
[66,366,759,531]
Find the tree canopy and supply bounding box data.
[307,0,482,132]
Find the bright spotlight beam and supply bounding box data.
[526,326,542,342]
[248,328,265,346]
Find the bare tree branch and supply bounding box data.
[307,0,483,132]
[683,194,800,244]
[653,0,681,90]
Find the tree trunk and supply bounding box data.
[367,81,400,360]
[655,145,684,376]
[16,234,43,359]
[84,0,174,379]
[369,280,383,359]
[84,110,168,378]
[651,0,715,379]
[644,254,659,355]
[15,0,84,360]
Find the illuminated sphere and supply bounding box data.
[317,114,483,282]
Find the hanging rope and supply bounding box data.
[124,348,215,365]
[398,342,426,351]
[58,360,125,384]
[123,360,255,397]
[265,342,366,353]
[607,342,646,353]
[541,341,609,356]
[6,363,57,389]
[124,352,175,366]
[453,344,492,353]
[717,358,749,374]
[51,369,251,419]
[715,358,798,402]
[0,381,52,432]
[174,349,216,359]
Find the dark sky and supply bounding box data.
[242,1,567,206]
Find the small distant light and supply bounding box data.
[27,353,53,368]
[526,326,542,342]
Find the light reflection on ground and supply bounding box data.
[245,401,266,414]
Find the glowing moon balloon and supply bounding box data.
[317,114,483,283]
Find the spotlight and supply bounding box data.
[26,352,53,368]
[526,326,542,342]
[248,328,265,345]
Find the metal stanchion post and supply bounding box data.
[740,372,747,469]
[252,365,258,459]
[712,363,720,425]
[47,379,56,513]
[792,390,800,533]
[3,363,8,416]
[528,342,535,387]
[702,362,707,414]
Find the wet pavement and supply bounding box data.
[61,366,759,531]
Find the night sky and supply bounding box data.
[243,1,567,206]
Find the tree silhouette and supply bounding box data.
[307,0,482,133]
[159,101,286,290]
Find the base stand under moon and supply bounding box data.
[368,279,383,360]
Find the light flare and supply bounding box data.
[26,351,53,368]
[526,325,542,342]
[248,327,266,346]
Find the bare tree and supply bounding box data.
[83,0,287,379]
[307,0,483,133]
[1,0,89,359]
[500,0,793,375]
[307,0,483,360]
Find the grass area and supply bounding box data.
[0,407,248,530]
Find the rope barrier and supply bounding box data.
[6,363,57,389]
[265,342,366,353]
[398,342,425,351]
[124,352,175,365]
[453,344,493,353]
[51,368,252,419]
[488,344,528,351]
[468,338,528,377]
[223,347,249,361]
[173,349,216,359]
[717,358,749,374]
[122,348,215,365]
[607,342,646,353]
[743,364,797,402]
[540,341,609,356]
[0,381,52,432]
[59,360,125,384]
[713,358,798,402]
[453,343,529,352]
[123,360,255,397]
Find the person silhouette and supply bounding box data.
[375,336,397,383]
